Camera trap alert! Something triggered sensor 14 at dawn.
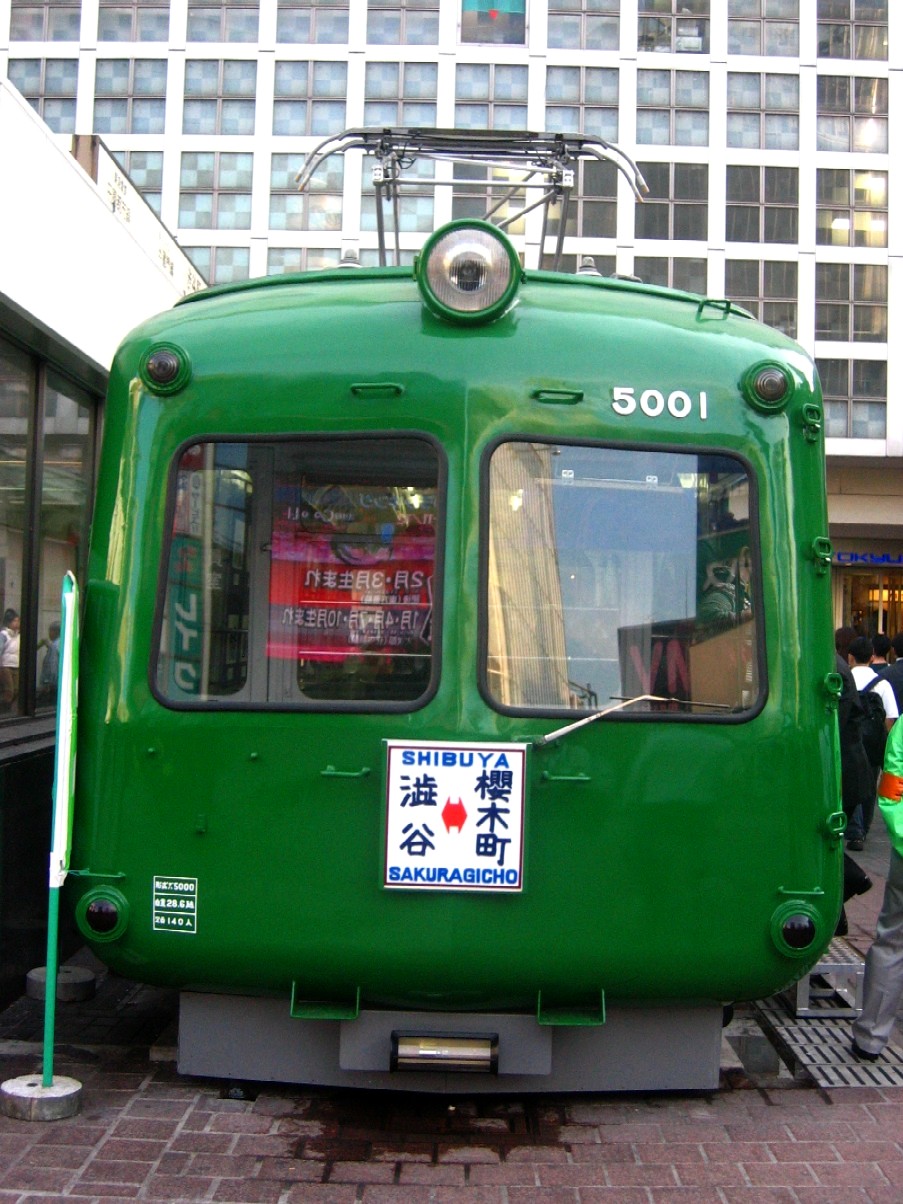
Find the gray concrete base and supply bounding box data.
[0,1075,82,1121]
[26,965,97,1003]
[179,992,724,1093]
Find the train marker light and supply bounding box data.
[139,343,192,395]
[742,362,793,414]
[781,914,817,949]
[415,221,521,324]
[770,901,819,958]
[76,888,129,943]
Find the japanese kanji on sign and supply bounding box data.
[384,740,527,892]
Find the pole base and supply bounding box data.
[26,965,96,1003]
[0,1075,82,1121]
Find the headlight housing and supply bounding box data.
[415,221,521,324]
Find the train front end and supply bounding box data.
[68,134,841,1092]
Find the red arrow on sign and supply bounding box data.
[441,798,468,833]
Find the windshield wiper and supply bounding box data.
[533,694,734,748]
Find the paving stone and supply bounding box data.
[4,939,903,1203]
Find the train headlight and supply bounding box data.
[415,221,521,324]
[75,888,130,943]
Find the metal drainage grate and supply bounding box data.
[755,992,903,1088]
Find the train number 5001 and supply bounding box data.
[612,386,708,421]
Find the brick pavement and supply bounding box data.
[2,1042,903,1203]
[1,814,902,1204]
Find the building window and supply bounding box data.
[545,67,618,142]
[184,246,251,284]
[547,0,618,51]
[186,0,260,42]
[183,59,257,135]
[276,0,349,42]
[816,76,888,153]
[179,152,254,230]
[270,153,343,232]
[10,0,80,39]
[0,336,97,718]
[635,162,708,241]
[633,257,707,293]
[638,0,709,54]
[97,0,170,41]
[367,0,440,45]
[266,248,341,274]
[817,0,888,61]
[816,169,887,247]
[359,248,417,267]
[727,73,799,150]
[111,150,165,215]
[542,160,618,241]
[455,64,528,130]
[815,263,887,343]
[637,70,709,146]
[94,59,167,135]
[728,0,799,56]
[725,260,798,338]
[818,358,886,439]
[461,0,526,45]
[365,62,437,127]
[726,166,798,243]
[6,58,77,133]
[363,158,435,237]
[273,60,347,135]
[450,161,524,234]
[540,252,616,273]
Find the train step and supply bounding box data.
[792,936,864,1019]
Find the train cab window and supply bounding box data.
[485,442,759,716]
[156,437,439,707]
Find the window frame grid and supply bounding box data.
[179,150,255,232]
[726,165,800,245]
[636,69,710,147]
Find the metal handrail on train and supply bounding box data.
[295,127,649,270]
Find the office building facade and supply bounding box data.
[1,0,900,632]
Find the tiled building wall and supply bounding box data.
[0,1,899,457]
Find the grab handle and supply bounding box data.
[321,765,371,779]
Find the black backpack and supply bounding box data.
[859,677,887,769]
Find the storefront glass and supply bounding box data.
[0,334,97,718]
[0,341,31,717]
[839,567,903,638]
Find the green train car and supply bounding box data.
[68,131,843,1091]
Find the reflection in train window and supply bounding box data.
[485,442,759,716]
[156,437,440,706]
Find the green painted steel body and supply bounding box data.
[69,259,840,1017]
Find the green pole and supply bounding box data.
[42,573,79,1089]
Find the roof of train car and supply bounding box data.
[175,263,758,327]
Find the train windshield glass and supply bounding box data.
[485,442,759,716]
[156,437,439,706]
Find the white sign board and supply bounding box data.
[384,740,527,891]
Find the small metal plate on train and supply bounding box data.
[383,740,527,892]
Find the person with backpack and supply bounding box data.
[846,635,899,850]
[834,651,875,935]
[876,631,903,714]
